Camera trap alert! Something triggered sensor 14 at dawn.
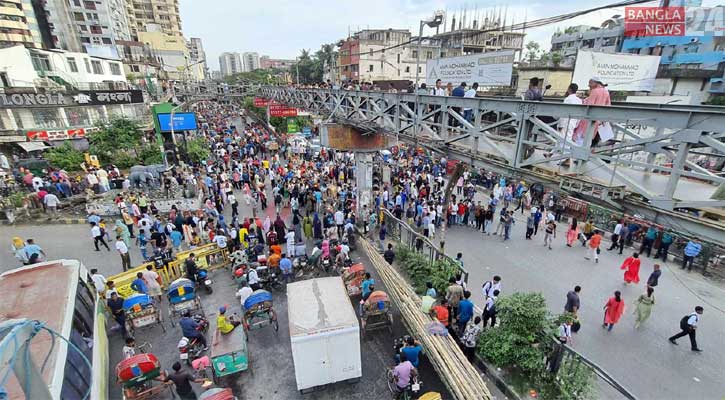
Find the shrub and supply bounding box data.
[45,142,85,171]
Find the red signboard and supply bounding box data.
[624,6,685,36]
[26,127,94,141]
[269,104,298,117]
[254,97,270,107]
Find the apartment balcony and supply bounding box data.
[0,32,33,43]
[0,6,24,17]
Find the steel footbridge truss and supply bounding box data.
[262,87,725,212]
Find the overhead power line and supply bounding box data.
[340,0,656,58]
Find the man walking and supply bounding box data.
[564,286,581,316]
[585,230,602,263]
[91,222,110,251]
[607,220,623,251]
[668,306,704,352]
[116,235,131,271]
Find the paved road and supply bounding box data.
[438,213,725,399]
[0,197,510,399]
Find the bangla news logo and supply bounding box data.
[625,7,686,36]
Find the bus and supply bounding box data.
[0,260,109,400]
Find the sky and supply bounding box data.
[178,0,715,71]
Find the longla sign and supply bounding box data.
[0,93,68,107]
[572,51,661,92]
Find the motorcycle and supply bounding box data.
[178,315,209,365]
[196,268,213,294]
[258,265,285,292]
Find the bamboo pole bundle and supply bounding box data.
[360,238,492,400]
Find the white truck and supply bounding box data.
[287,276,362,393]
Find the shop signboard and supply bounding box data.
[0,90,143,107]
[157,112,198,132]
[269,104,298,117]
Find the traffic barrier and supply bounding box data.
[108,243,230,298]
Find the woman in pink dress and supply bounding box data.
[566,218,580,247]
[603,291,625,331]
[621,253,642,284]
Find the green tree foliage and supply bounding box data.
[45,142,85,171]
[138,144,164,165]
[88,117,144,160]
[395,245,462,295]
[525,41,541,64]
[186,137,210,163]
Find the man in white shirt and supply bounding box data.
[669,306,703,352]
[482,275,502,299]
[91,222,110,251]
[115,236,130,271]
[463,82,478,122]
[141,265,162,300]
[432,79,446,96]
[236,282,253,310]
[213,231,228,249]
[334,209,345,238]
[87,171,99,192]
[32,176,44,192]
[247,266,260,290]
[285,231,295,257]
[558,83,582,143]
[90,268,106,294]
[43,193,59,214]
[608,221,624,251]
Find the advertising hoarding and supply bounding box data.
[425,50,515,87]
[157,112,198,132]
[572,51,661,92]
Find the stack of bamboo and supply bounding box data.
[360,239,492,400]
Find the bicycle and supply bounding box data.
[386,368,421,400]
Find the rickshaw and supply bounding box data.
[209,314,249,385]
[116,353,172,400]
[342,263,366,297]
[123,293,165,335]
[167,278,204,326]
[242,289,279,333]
[360,290,393,338]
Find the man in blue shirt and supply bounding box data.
[279,253,292,283]
[170,229,183,252]
[457,291,474,332]
[179,310,208,349]
[23,239,45,264]
[451,82,466,97]
[130,272,148,294]
[400,336,423,368]
[683,240,702,271]
[361,273,375,298]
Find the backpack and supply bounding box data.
[680,314,692,330]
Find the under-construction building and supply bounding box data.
[431,9,525,59]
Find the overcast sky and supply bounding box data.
[178,0,714,71]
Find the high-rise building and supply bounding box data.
[242,51,259,72]
[187,37,206,78]
[138,24,195,81]
[219,52,242,76]
[33,0,129,58]
[0,0,43,49]
[126,0,182,40]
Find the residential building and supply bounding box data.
[33,0,131,58]
[0,44,145,145]
[337,28,438,83]
[187,37,206,78]
[550,17,624,64]
[126,0,181,40]
[210,70,221,80]
[259,56,295,70]
[137,24,195,82]
[219,52,242,76]
[0,0,43,49]
[622,34,725,104]
[242,51,259,72]
[116,39,160,95]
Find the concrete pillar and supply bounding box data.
[355,152,374,222]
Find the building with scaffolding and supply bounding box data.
[431,9,525,60]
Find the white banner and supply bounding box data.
[426,51,514,87]
[572,51,661,92]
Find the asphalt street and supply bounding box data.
[438,210,725,400]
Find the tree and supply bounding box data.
[45,142,85,171]
[88,117,144,163]
[525,41,541,64]
[551,52,563,67]
[186,137,210,163]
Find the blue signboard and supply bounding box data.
[157,112,198,132]
[302,126,312,137]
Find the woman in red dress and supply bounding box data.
[621,253,641,284]
[603,291,625,332]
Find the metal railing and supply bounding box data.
[381,206,638,399]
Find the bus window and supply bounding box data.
[60,328,93,400]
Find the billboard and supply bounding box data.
[254,97,270,107]
[287,118,299,133]
[157,112,198,132]
[572,51,661,92]
[425,50,515,87]
[269,104,298,117]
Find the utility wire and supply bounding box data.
[341,0,657,58]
